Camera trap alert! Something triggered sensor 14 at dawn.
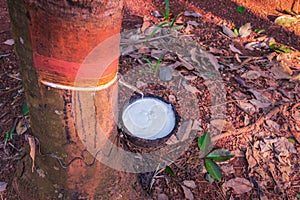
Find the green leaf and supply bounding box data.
[154,54,165,74]
[165,166,175,176]
[237,6,246,13]
[254,29,265,34]
[269,42,291,53]
[276,46,291,53]
[206,149,234,162]
[169,12,182,28]
[297,193,300,198]
[22,102,29,115]
[171,25,184,31]
[142,57,154,69]
[288,137,296,145]
[148,21,169,39]
[205,159,222,182]
[234,28,239,36]
[198,132,211,152]
[165,0,170,21]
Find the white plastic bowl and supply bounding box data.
[122,97,176,140]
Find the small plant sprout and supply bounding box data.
[269,42,292,53]
[254,29,266,34]
[148,0,183,38]
[198,132,234,182]
[142,53,165,74]
[4,126,15,148]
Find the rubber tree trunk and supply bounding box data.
[7,0,145,199]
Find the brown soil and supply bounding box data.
[1,0,300,199]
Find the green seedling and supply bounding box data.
[288,137,296,145]
[198,132,234,182]
[148,0,183,38]
[165,166,175,177]
[269,42,291,53]
[4,126,15,147]
[254,29,266,34]
[142,54,165,74]
[233,28,239,36]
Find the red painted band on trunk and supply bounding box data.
[34,53,118,87]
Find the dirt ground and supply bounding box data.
[1,0,300,199]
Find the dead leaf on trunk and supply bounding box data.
[27,135,36,173]
[181,185,194,200]
[222,177,253,194]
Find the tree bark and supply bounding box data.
[7,0,146,199]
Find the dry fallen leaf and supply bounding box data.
[220,165,235,175]
[183,180,196,189]
[229,44,243,55]
[239,23,252,37]
[241,70,261,80]
[265,119,280,130]
[269,64,292,80]
[182,80,200,94]
[27,135,36,173]
[222,25,236,37]
[176,120,193,141]
[222,177,253,194]
[0,182,8,192]
[178,56,195,70]
[3,39,14,46]
[187,20,200,27]
[245,147,257,169]
[16,119,28,135]
[210,119,227,131]
[249,99,271,109]
[237,101,256,114]
[184,11,202,18]
[181,185,194,200]
[247,89,270,102]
